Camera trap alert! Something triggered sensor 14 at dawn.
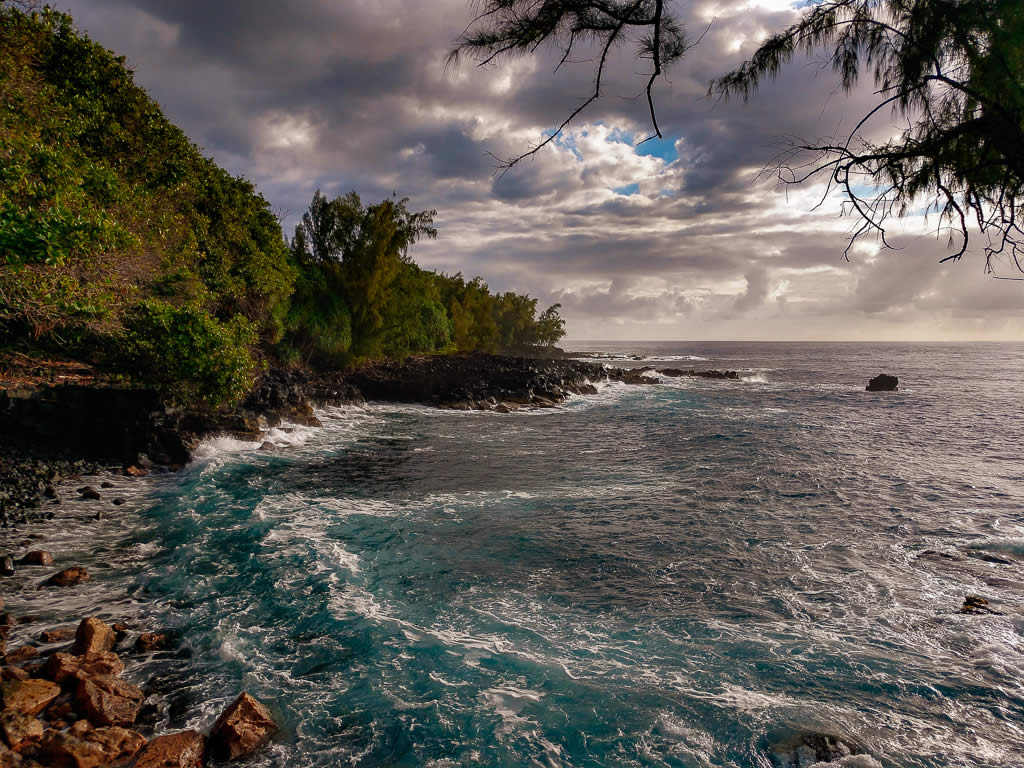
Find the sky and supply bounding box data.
[55,0,1024,341]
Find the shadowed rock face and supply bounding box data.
[347,353,610,407]
[866,373,899,391]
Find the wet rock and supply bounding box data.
[123,466,148,478]
[209,693,277,761]
[0,710,43,752]
[77,488,101,501]
[71,619,115,656]
[74,676,143,727]
[959,594,1004,615]
[111,498,126,506]
[0,680,60,716]
[3,649,38,667]
[866,373,898,391]
[99,482,113,489]
[0,617,15,629]
[15,553,52,568]
[134,730,205,768]
[493,404,511,414]
[44,652,124,685]
[38,628,75,645]
[41,568,89,588]
[762,729,872,768]
[133,634,167,653]
[658,368,740,380]
[38,725,145,768]
[0,559,13,578]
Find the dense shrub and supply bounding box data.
[122,300,259,405]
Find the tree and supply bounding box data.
[453,0,1024,275]
[449,1,698,171]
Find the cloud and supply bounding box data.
[53,0,1024,340]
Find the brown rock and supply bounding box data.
[39,628,75,645]
[74,676,143,727]
[84,727,145,764]
[16,553,52,568]
[42,569,89,588]
[2,649,37,667]
[134,634,167,653]
[0,710,43,752]
[123,466,148,478]
[0,681,60,717]
[71,619,114,656]
[0,670,28,684]
[0,747,21,767]
[0,617,15,629]
[40,722,141,765]
[209,693,277,761]
[134,730,205,768]
[44,653,124,686]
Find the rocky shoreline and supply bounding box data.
[0,351,747,765]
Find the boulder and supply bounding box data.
[2,649,37,667]
[74,676,143,727]
[38,725,145,768]
[0,710,42,752]
[45,652,124,685]
[39,628,75,645]
[134,634,167,653]
[77,488,101,501]
[209,693,277,761]
[71,619,115,656]
[0,559,13,578]
[42,568,89,588]
[0,747,21,767]
[134,730,205,768]
[0,680,60,717]
[16,553,52,568]
[866,373,898,391]
[123,466,148,478]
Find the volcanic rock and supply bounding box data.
[45,652,124,686]
[39,628,75,645]
[38,725,145,768]
[2,649,37,667]
[209,693,277,761]
[16,553,52,568]
[71,619,115,656]
[0,710,42,752]
[0,680,60,716]
[133,634,167,653]
[74,676,143,727]
[134,730,206,768]
[42,568,89,588]
[866,373,898,391]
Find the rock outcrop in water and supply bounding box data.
[658,368,740,380]
[865,374,898,391]
[0,612,277,765]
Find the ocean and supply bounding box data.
[12,342,1024,767]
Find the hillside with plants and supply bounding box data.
[0,4,565,406]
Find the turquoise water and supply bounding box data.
[12,343,1024,766]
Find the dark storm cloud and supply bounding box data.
[55,0,1024,339]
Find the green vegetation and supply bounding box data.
[0,5,565,404]
[285,190,565,363]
